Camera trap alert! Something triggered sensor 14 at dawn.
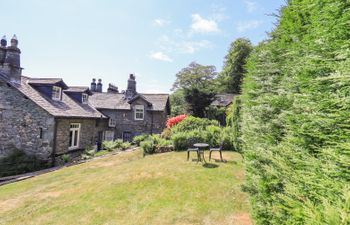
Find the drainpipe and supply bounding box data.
[51,118,58,167]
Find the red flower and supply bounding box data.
[166,114,188,128]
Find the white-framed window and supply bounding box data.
[109,118,117,127]
[82,93,89,104]
[52,86,62,100]
[69,123,81,149]
[134,105,144,120]
[104,131,115,141]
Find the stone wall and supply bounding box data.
[99,98,168,141]
[54,117,107,158]
[0,80,55,161]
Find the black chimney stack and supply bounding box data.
[90,78,96,92]
[125,74,136,99]
[96,78,102,92]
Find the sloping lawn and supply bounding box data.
[0,150,251,225]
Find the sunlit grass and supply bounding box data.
[0,149,251,225]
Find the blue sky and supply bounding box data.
[1,0,284,93]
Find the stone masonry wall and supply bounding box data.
[99,98,168,140]
[55,118,107,157]
[0,81,55,161]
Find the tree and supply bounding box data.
[217,38,253,94]
[184,88,215,118]
[172,62,217,91]
[169,89,186,116]
[172,62,217,118]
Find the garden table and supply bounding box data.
[193,143,209,162]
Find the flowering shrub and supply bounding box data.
[166,114,188,128]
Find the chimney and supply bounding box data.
[96,78,102,92]
[0,34,22,83]
[90,78,96,92]
[125,74,136,99]
[0,36,7,64]
[107,83,119,93]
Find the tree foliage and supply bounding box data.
[169,89,186,116]
[172,62,217,91]
[241,1,350,224]
[172,62,217,118]
[217,38,253,94]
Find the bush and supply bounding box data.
[166,114,188,128]
[205,125,222,147]
[140,140,155,155]
[103,139,124,151]
[133,134,149,146]
[0,149,49,177]
[172,130,206,151]
[160,128,172,139]
[62,154,70,163]
[171,116,219,134]
[121,142,131,150]
[221,127,235,150]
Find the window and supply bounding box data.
[82,93,89,104]
[134,105,144,120]
[39,128,43,139]
[104,131,115,141]
[109,118,117,127]
[52,86,62,100]
[69,123,80,149]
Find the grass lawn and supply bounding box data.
[0,150,251,225]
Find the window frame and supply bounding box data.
[134,105,144,120]
[69,123,81,150]
[82,93,89,104]
[108,118,117,127]
[104,130,115,141]
[52,86,62,101]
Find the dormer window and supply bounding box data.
[134,105,144,120]
[52,86,62,100]
[82,93,88,104]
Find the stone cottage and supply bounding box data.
[89,74,170,142]
[0,35,107,166]
[0,35,170,170]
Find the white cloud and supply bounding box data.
[191,14,220,33]
[153,18,170,27]
[236,20,263,32]
[157,35,212,54]
[149,51,173,62]
[243,0,258,13]
[179,40,212,54]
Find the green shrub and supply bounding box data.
[240,1,350,224]
[103,139,124,151]
[62,154,70,163]
[205,125,222,147]
[121,142,131,150]
[221,127,235,150]
[160,128,172,139]
[133,134,149,146]
[140,140,155,155]
[0,149,49,177]
[171,116,219,134]
[172,130,207,151]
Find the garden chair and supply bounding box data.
[209,143,223,162]
[187,147,199,161]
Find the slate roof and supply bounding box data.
[28,78,69,89]
[64,86,92,95]
[211,94,236,107]
[1,75,104,118]
[89,92,169,111]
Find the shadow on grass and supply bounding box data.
[202,163,219,169]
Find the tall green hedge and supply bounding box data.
[241,0,350,224]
